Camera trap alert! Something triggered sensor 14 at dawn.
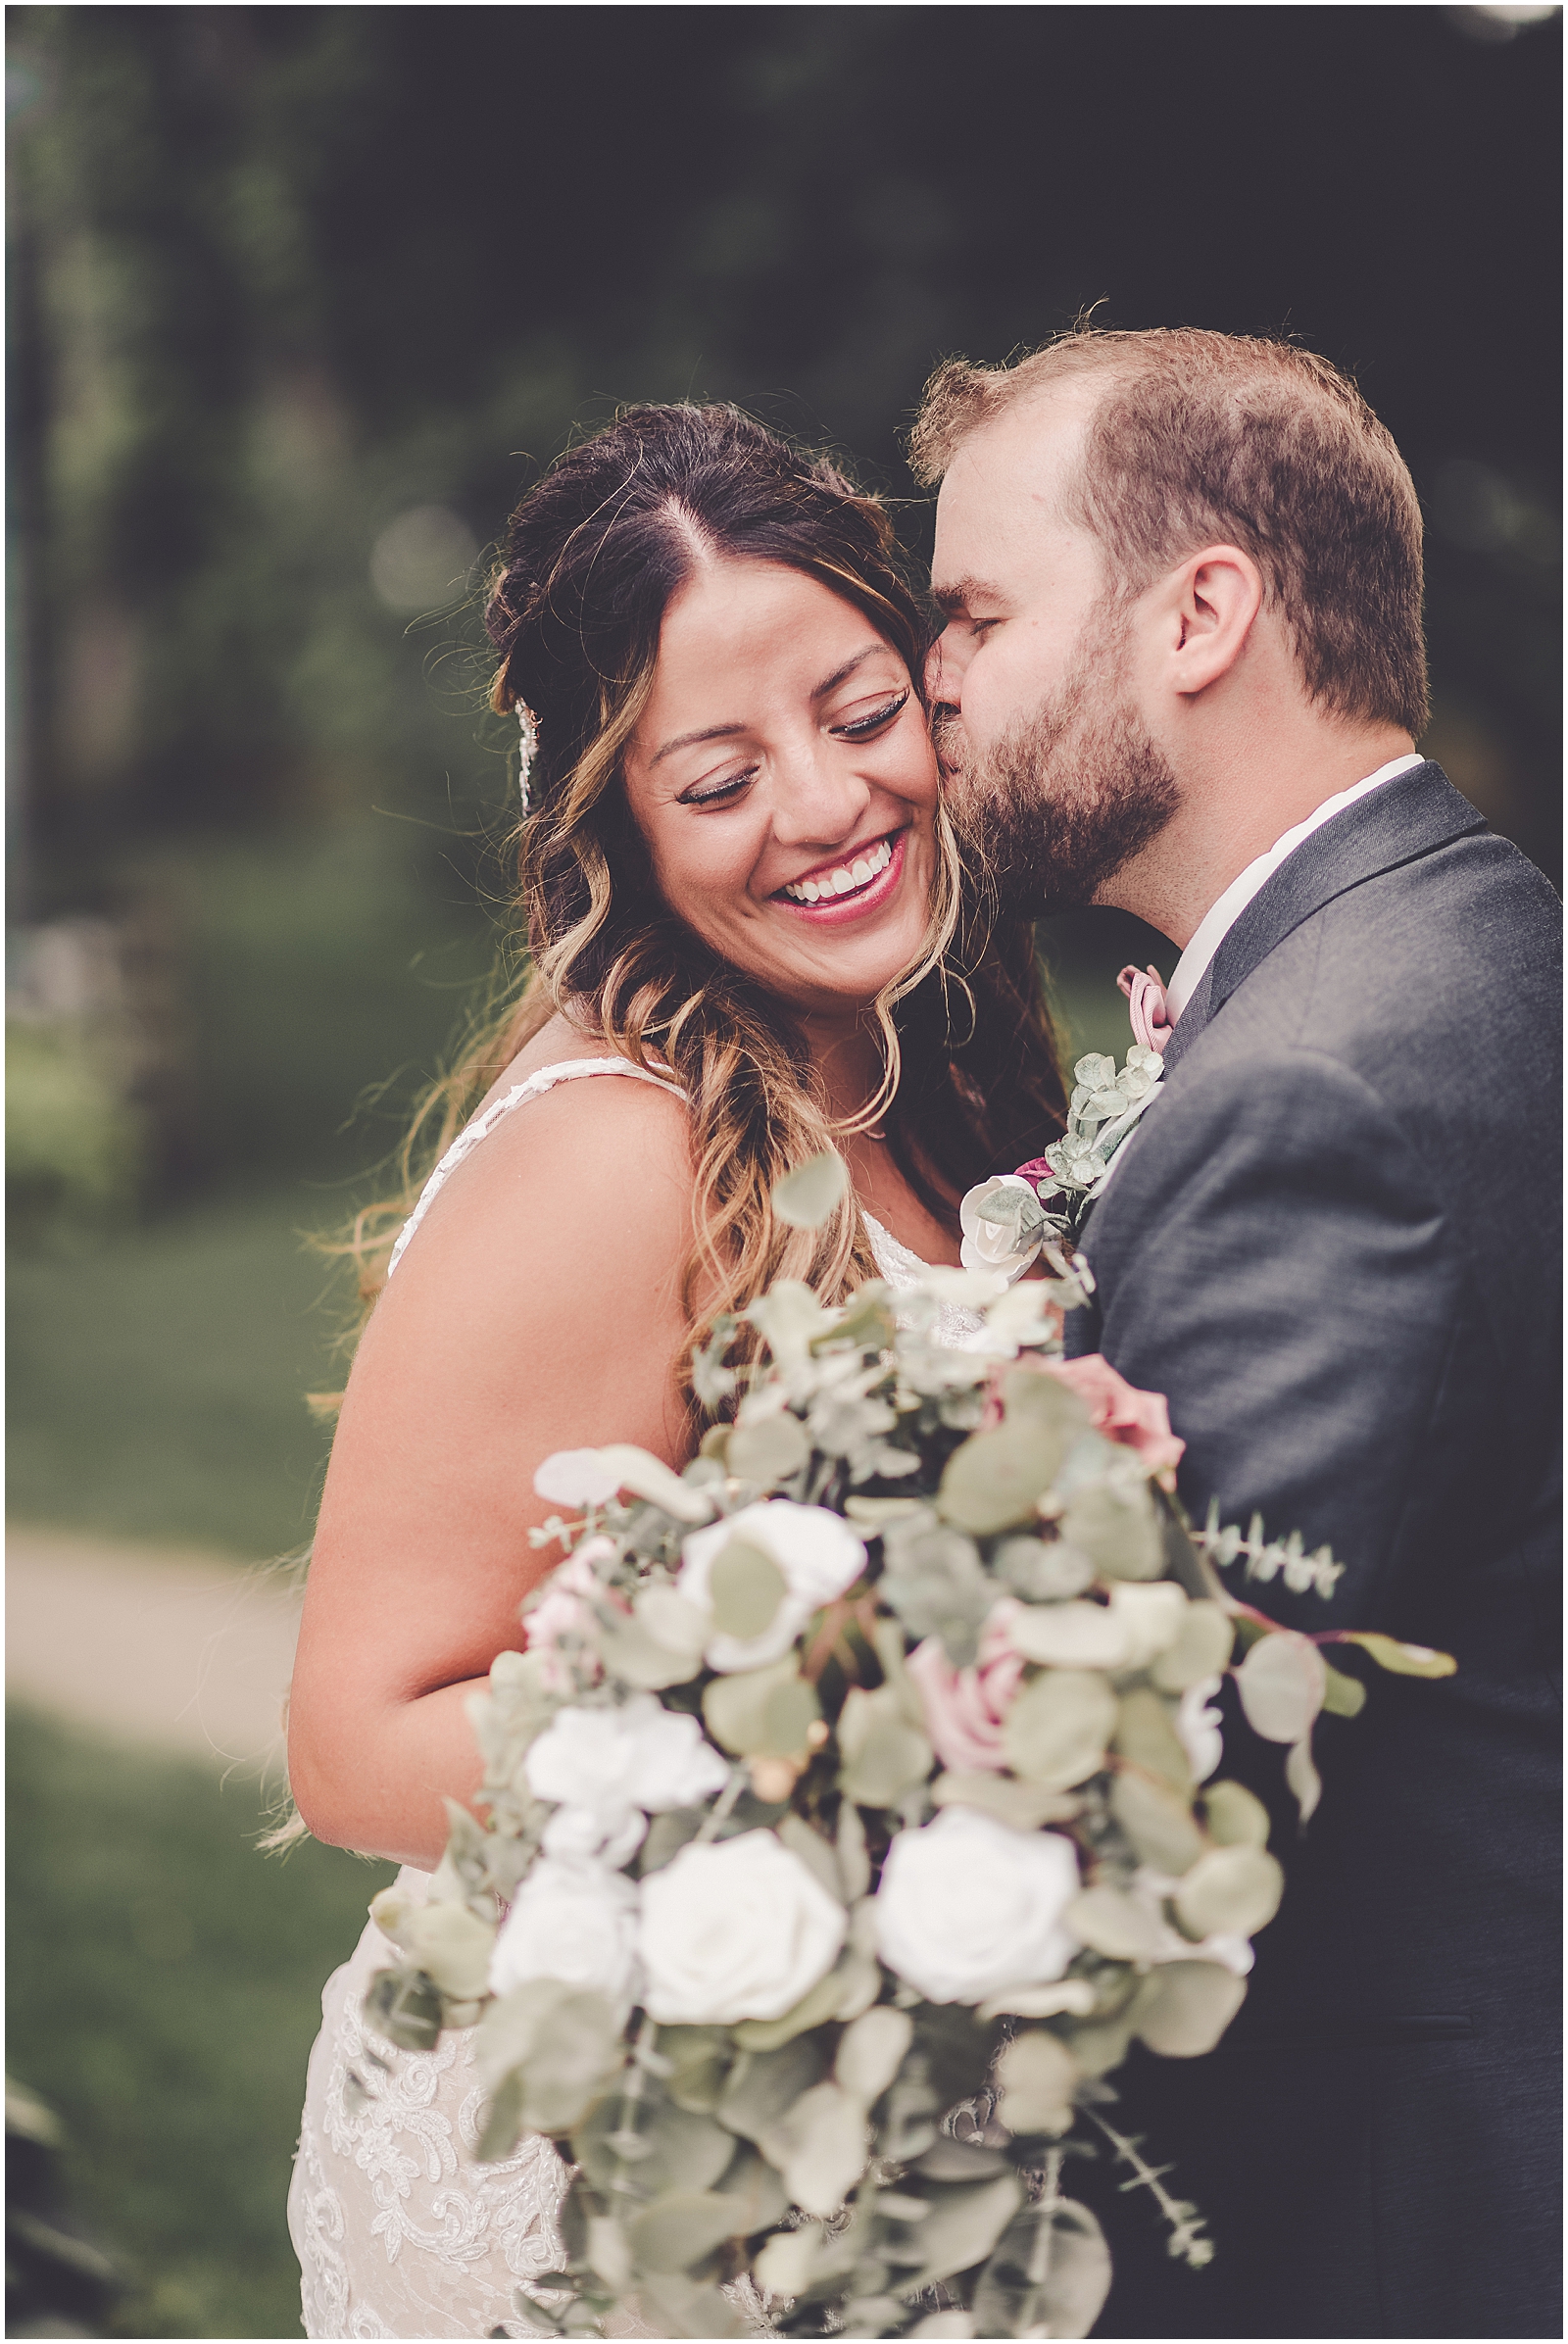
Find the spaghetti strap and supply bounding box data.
[386,1056,688,1279]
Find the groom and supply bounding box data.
[917,329,1560,2340]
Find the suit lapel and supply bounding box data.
[1162,762,1485,1072]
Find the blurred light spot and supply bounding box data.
[1446,4,1559,40]
[369,505,478,612]
[1419,702,1521,836]
[6,60,48,122]
[1430,460,1561,564]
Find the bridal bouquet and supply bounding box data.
[364,1152,1451,2342]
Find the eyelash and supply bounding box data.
[678,689,910,807]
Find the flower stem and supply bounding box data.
[1084,2110,1214,2270]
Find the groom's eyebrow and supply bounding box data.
[932,575,1005,615]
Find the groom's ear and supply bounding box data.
[1160,545,1264,700]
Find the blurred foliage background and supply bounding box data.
[5,5,1560,2336]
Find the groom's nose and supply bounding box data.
[925,626,966,705]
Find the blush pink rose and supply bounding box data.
[906,1602,1026,1773]
[1032,1354,1185,1483]
[522,1537,620,1690]
[1117,963,1173,1055]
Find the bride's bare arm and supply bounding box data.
[287,1076,695,1868]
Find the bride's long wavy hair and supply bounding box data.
[343,403,1066,1393]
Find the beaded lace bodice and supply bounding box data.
[289,1056,982,2339]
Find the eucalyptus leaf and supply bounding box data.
[914,2138,1010,2183]
[709,1538,789,1640]
[597,1613,705,1691]
[1065,1883,1164,1962]
[778,1812,844,1903]
[1200,1779,1271,1849]
[970,2197,1112,2343]
[992,1535,1095,1600]
[938,1423,1068,1539]
[837,1685,933,1806]
[745,1282,838,1367]
[717,2034,830,2145]
[726,1412,810,1490]
[1320,1659,1367,1717]
[1004,1670,1117,1789]
[713,2145,789,2238]
[1339,1632,1456,1680]
[364,1965,443,2054]
[976,1978,1098,2022]
[772,1149,850,1231]
[930,1772,1082,1831]
[1236,1630,1327,1743]
[1150,1600,1236,1692]
[1113,1686,1194,1792]
[703,1658,820,1758]
[1005,1598,1130,1670]
[994,2028,1078,2136]
[878,1522,993,1663]
[836,1798,871,1901]
[638,2271,747,2339]
[595,1443,714,1526]
[761,2078,871,2217]
[638,1807,705,1877]
[1134,1959,1247,2057]
[836,2005,913,2104]
[639,2099,738,2195]
[905,2173,1023,2291]
[396,1900,496,2001]
[520,1993,626,2136]
[627,2189,752,2275]
[1285,1734,1323,1826]
[1059,1482,1163,1581]
[1108,1768,1203,1875]
[732,1962,851,2053]
[476,2067,527,2164]
[658,2026,733,2116]
[1173,1844,1284,1939]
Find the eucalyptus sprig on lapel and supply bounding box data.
[961,1045,1166,1281]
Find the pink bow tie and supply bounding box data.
[1117,963,1173,1055]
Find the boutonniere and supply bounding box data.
[960,964,1174,1284]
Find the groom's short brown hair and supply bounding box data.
[909,327,1430,737]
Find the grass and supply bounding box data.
[6,1705,397,2338]
[6,1185,347,1559]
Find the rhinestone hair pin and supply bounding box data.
[515,704,540,813]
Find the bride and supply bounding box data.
[285,402,1067,2339]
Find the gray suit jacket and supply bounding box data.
[1065,763,1560,2338]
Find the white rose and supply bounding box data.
[541,1802,648,1869]
[638,1830,847,2025]
[524,1694,730,1818]
[488,1857,640,2009]
[874,1806,1080,2004]
[678,1500,867,1672]
[958,1175,1043,1285]
[1176,1675,1225,1784]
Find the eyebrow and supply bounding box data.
[932,574,1008,616]
[648,641,892,767]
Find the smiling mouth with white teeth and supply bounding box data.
[778,834,896,905]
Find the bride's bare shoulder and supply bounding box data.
[379,1021,693,1322]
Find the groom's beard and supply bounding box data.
[939,610,1181,917]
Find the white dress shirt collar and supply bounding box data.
[1164,754,1426,1023]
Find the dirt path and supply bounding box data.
[6,1523,302,1771]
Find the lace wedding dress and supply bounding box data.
[288,1057,984,2340]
